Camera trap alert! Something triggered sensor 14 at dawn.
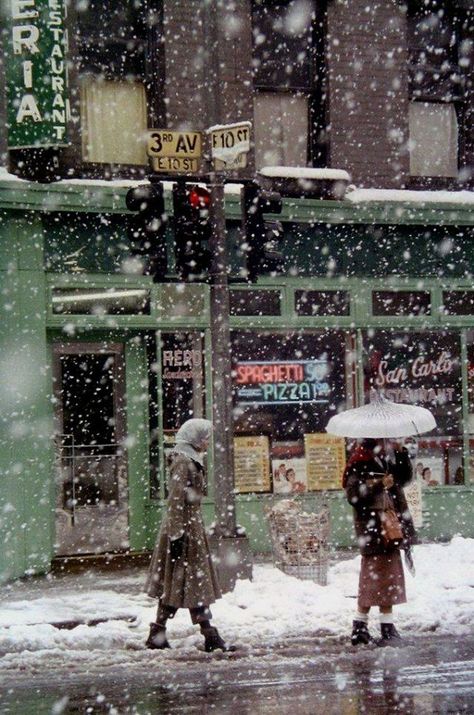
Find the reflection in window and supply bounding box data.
[52,287,150,315]
[372,290,431,316]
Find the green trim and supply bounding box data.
[1,176,473,225]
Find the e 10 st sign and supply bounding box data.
[4,0,69,148]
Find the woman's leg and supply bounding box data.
[351,605,373,645]
[145,600,176,649]
[378,605,402,643]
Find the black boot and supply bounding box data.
[379,623,402,645]
[351,620,374,646]
[145,622,171,650]
[202,626,236,653]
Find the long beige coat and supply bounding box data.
[145,453,222,608]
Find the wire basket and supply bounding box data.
[266,500,331,586]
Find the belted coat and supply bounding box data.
[145,452,222,608]
[344,447,417,556]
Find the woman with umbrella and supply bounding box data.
[145,418,234,652]
[343,437,416,645]
[327,394,436,646]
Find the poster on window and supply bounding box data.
[234,436,271,493]
[403,479,423,528]
[304,433,346,490]
[272,457,307,494]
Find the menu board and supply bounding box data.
[234,435,271,493]
[304,433,346,490]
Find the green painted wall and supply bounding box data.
[0,212,54,582]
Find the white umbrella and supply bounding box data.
[326,393,436,439]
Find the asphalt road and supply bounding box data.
[1,633,474,714]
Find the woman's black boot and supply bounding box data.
[379,623,402,645]
[201,626,236,653]
[145,622,171,650]
[351,620,374,645]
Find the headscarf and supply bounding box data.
[173,418,212,466]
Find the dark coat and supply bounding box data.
[344,447,417,556]
[145,453,222,608]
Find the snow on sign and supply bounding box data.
[208,122,251,170]
[147,129,202,173]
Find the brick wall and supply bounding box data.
[326,0,410,187]
[163,0,253,132]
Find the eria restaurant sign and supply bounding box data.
[4,0,69,148]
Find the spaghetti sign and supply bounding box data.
[235,359,331,405]
[4,0,69,148]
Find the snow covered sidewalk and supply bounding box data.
[0,538,473,675]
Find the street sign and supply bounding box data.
[147,129,202,173]
[208,122,251,171]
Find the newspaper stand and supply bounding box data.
[266,499,330,586]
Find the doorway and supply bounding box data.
[52,342,129,555]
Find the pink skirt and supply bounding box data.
[358,551,406,608]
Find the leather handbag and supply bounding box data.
[380,490,404,545]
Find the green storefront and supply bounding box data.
[1,173,474,583]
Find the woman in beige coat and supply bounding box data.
[145,418,234,652]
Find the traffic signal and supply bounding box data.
[173,182,211,282]
[242,182,284,282]
[126,182,168,282]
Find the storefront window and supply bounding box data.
[231,330,349,494]
[148,331,206,499]
[363,329,463,485]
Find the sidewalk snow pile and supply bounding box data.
[0,537,473,671]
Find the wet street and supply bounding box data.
[1,633,474,714]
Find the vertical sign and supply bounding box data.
[4,0,69,148]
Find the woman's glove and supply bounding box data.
[169,535,185,562]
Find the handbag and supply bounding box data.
[380,490,404,545]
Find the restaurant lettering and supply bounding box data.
[375,351,454,387]
[236,359,331,405]
[5,0,69,147]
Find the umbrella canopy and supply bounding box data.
[326,393,436,439]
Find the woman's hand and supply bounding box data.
[382,473,394,489]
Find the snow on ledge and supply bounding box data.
[259,166,351,181]
[346,186,474,206]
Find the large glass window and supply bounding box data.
[232,330,349,493]
[254,91,308,168]
[363,329,463,485]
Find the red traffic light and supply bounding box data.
[188,185,211,210]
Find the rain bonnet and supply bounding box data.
[174,418,212,465]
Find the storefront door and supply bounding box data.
[52,342,129,555]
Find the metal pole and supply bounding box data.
[208,171,236,537]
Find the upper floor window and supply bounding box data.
[251,1,326,169]
[75,0,150,166]
[409,101,458,177]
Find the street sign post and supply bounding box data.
[147,130,202,173]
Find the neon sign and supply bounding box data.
[235,359,331,405]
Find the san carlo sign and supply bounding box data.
[4,0,69,148]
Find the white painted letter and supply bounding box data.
[16,94,42,122]
[12,25,40,54]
